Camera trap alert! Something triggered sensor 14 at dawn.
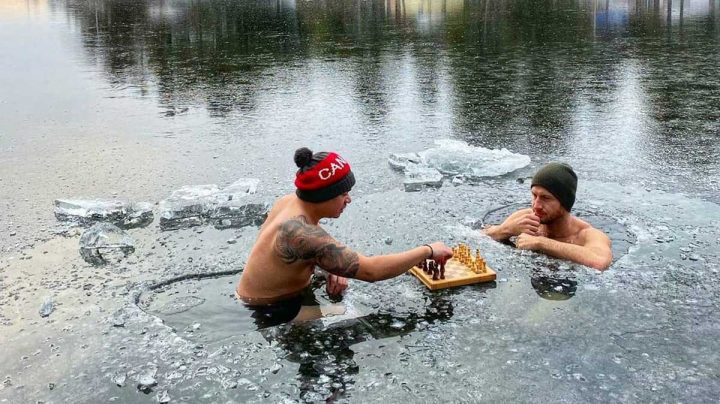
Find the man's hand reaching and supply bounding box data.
[326,274,348,297]
[426,241,454,265]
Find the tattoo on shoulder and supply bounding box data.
[274,216,359,278]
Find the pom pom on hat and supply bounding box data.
[294,147,313,168]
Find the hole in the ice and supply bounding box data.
[479,203,636,263]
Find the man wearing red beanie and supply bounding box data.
[483,162,612,270]
[237,147,453,327]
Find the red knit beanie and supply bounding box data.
[294,147,356,202]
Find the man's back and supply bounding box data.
[237,194,315,302]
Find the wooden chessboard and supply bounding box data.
[410,258,496,290]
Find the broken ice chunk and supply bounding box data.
[39,297,55,318]
[389,139,530,181]
[158,179,267,230]
[419,139,530,178]
[136,369,157,394]
[388,152,422,172]
[158,184,220,230]
[209,202,270,229]
[403,166,443,192]
[221,178,259,196]
[79,223,135,265]
[54,199,154,229]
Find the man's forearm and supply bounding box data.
[535,238,609,270]
[357,246,432,282]
[484,225,511,241]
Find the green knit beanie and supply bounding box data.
[531,163,578,212]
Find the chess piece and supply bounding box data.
[440,261,445,279]
[422,260,428,273]
[432,262,439,280]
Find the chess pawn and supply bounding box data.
[440,261,445,279]
[422,260,428,273]
[476,249,481,262]
[432,263,439,280]
[479,258,486,272]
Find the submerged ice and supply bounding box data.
[159,178,269,230]
[389,139,530,190]
[79,222,135,265]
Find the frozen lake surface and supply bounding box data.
[1,0,719,402]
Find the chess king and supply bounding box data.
[483,162,612,270]
[237,147,454,327]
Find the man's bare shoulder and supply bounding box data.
[274,215,332,263]
[277,215,325,235]
[262,194,300,227]
[273,216,360,278]
[577,224,611,246]
[269,194,296,212]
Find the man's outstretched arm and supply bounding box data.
[515,228,612,270]
[274,216,452,282]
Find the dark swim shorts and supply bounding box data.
[243,286,319,329]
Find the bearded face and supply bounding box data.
[531,186,566,224]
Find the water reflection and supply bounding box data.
[261,294,454,401]
[139,272,464,401]
[530,268,578,300]
[44,0,717,200]
[50,0,718,128]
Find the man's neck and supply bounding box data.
[296,198,325,224]
[542,213,575,239]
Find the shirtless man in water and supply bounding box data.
[483,162,612,270]
[237,147,453,327]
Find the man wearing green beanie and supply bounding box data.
[483,163,612,270]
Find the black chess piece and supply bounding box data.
[432,262,439,280]
[440,261,445,279]
[422,260,428,273]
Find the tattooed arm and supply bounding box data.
[274,216,453,282]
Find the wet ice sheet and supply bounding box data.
[4,183,719,403]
